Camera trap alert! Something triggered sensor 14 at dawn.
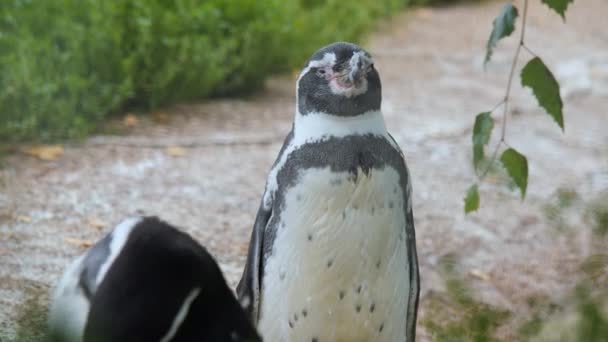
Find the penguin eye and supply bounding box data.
[316,68,327,77]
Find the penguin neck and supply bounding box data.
[293,110,387,143]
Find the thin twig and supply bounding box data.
[478,0,528,180]
[490,99,506,113]
[480,140,504,179]
[500,0,528,142]
[521,43,538,57]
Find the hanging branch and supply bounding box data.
[464,0,571,213]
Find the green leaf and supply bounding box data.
[541,0,574,20]
[472,112,494,168]
[521,57,564,131]
[485,3,519,66]
[464,184,480,214]
[500,148,528,198]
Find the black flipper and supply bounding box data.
[237,130,293,324]
[388,132,420,341]
[236,201,271,324]
[405,208,420,341]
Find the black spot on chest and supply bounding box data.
[349,150,376,178]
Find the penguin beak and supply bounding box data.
[329,52,373,96]
[347,52,372,85]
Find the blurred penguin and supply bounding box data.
[48,216,260,342]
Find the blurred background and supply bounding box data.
[0,0,607,341]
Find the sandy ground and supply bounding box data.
[1,0,607,340]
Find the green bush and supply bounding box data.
[0,1,131,141]
[0,0,404,143]
[409,0,485,6]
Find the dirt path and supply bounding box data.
[1,0,607,340]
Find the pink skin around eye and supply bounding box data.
[322,67,351,88]
[323,67,335,81]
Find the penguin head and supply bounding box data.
[75,217,262,342]
[296,42,381,117]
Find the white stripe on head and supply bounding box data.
[95,217,142,286]
[297,52,336,84]
[160,287,202,342]
[350,51,372,68]
[295,52,337,109]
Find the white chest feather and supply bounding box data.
[259,167,410,342]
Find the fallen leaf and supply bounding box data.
[152,111,171,124]
[65,237,93,249]
[166,146,186,157]
[123,114,139,127]
[88,217,106,230]
[469,269,491,281]
[22,145,64,161]
[16,215,32,223]
[237,243,249,255]
[416,8,433,19]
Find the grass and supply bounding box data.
[423,256,511,342]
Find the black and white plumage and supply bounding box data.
[237,42,420,341]
[48,216,261,342]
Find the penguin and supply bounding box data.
[48,216,261,342]
[237,42,420,341]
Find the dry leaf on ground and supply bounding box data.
[166,146,187,157]
[64,237,93,249]
[22,145,64,161]
[469,269,491,281]
[416,8,433,19]
[152,111,171,124]
[123,114,139,127]
[87,217,106,230]
[16,215,32,223]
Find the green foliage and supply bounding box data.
[500,148,528,199]
[465,0,570,213]
[575,286,608,342]
[587,193,608,236]
[423,258,510,341]
[472,112,494,168]
[521,57,564,131]
[541,0,574,20]
[542,187,580,230]
[464,183,480,213]
[0,1,131,142]
[0,0,404,143]
[409,0,487,6]
[581,253,608,284]
[484,3,518,66]
[554,187,580,208]
[518,295,563,340]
